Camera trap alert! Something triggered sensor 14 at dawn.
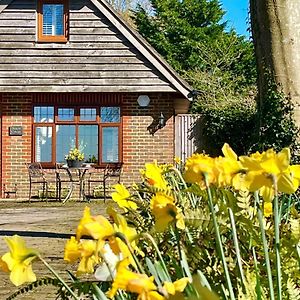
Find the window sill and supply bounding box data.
[37,36,68,43]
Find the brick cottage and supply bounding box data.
[0,0,193,198]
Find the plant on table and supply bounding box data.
[65,148,84,162]
[1,144,300,299]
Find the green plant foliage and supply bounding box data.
[254,71,300,156]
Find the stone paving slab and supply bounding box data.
[0,200,107,299]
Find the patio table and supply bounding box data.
[58,164,95,203]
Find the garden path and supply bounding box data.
[0,200,106,300]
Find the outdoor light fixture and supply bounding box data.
[137,95,150,107]
[158,112,166,128]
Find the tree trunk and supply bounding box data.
[250,0,300,123]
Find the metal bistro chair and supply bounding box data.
[26,162,57,202]
[84,163,122,201]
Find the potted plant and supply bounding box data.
[65,148,84,168]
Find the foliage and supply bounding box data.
[1,145,300,300]
[133,0,259,156]
[254,71,300,157]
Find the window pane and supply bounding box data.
[79,125,98,163]
[56,125,76,162]
[34,106,54,123]
[102,127,119,162]
[35,127,52,162]
[43,4,64,36]
[80,108,97,121]
[101,107,120,123]
[58,108,74,121]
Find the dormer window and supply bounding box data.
[37,0,68,42]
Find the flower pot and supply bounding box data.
[66,160,82,168]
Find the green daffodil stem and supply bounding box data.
[141,233,172,281]
[204,176,235,300]
[38,256,79,300]
[272,176,282,300]
[254,192,275,300]
[228,208,245,285]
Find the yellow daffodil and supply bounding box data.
[215,143,242,187]
[107,207,142,266]
[264,202,273,218]
[183,153,216,188]
[64,236,81,263]
[76,206,94,240]
[111,184,137,210]
[107,258,162,300]
[150,192,185,231]
[83,215,115,240]
[174,156,181,164]
[144,162,168,190]
[163,277,190,295]
[239,148,298,196]
[64,237,99,275]
[2,235,38,286]
[77,240,99,275]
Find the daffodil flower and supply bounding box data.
[144,162,168,190]
[183,153,216,188]
[150,192,185,231]
[1,235,39,286]
[162,277,190,295]
[107,258,162,300]
[64,236,100,275]
[111,184,137,211]
[264,202,273,218]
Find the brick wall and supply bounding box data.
[122,93,175,184]
[1,93,32,198]
[0,92,175,198]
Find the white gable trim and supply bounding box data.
[90,0,193,100]
[0,0,13,13]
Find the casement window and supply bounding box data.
[37,0,69,42]
[33,106,122,166]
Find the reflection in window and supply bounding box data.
[34,106,54,123]
[79,125,98,162]
[101,107,120,123]
[35,127,52,162]
[80,108,97,121]
[58,108,74,121]
[102,127,118,162]
[43,4,64,36]
[56,125,75,162]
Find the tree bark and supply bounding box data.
[250,0,300,123]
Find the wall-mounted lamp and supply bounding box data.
[137,95,150,108]
[148,112,166,135]
[158,112,166,128]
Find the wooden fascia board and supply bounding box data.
[90,0,193,100]
[0,0,13,13]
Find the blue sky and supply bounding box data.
[221,0,250,37]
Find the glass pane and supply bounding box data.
[80,108,97,121]
[102,127,119,162]
[58,108,74,121]
[101,107,120,123]
[35,127,52,162]
[79,125,98,163]
[43,4,64,36]
[34,106,54,123]
[56,125,76,163]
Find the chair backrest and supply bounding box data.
[104,163,123,181]
[26,162,45,180]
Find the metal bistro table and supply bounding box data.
[59,164,94,203]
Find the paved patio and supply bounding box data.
[0,200,107,299]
